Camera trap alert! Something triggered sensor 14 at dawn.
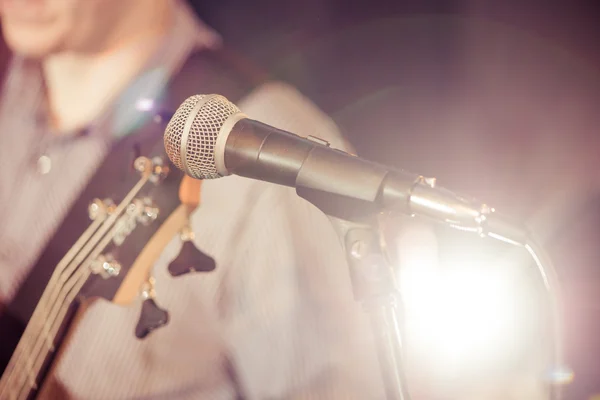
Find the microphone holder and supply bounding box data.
[340,219,412,400]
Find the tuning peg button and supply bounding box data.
[135,277,169,339]
[168,240,216,277]
[135,298,169,339]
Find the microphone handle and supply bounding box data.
[223,118,527,244]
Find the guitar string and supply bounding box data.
[15,271,92,400]
[1,244,100,397]
[0,250,97,400]
[1,208,117,396]
[36,172,151,347]
[1,216,115,399]
[39,212,110,350]
[25,216,134,394]
[1,171,152,398]
[5,191,144,399]
[0,217,106,399]
[5,174,150,398]
[5,212,106,369]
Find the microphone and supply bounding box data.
[163,94,528,246]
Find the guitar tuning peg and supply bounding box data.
[135,299,169,339]
[135,277,169,339]
[168,226,216,277]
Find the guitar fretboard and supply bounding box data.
[0,215,108,399]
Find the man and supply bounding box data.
[0,0,383,398]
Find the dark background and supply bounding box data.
[190,1,600,399]
[192,0,600,195]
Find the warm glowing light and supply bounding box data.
[403,264,519,368]
[396,223,527,377]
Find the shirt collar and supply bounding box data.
[109,0,223,139]
[4,0,223,142]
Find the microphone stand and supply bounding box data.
[291,151,562,399]
[337,219,412,400]
[335,219,565,400]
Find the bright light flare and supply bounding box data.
[396,223,527,379]
[404,264,520,369]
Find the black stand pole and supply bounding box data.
[343,224,411,400]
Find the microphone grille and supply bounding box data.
[164,94,240,179]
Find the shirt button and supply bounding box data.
[37,155,52,175]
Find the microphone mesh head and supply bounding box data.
[164,94,240,179]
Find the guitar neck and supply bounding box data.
[0,298,81,400]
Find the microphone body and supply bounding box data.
[164,94,527,245]
[224,119,525,245]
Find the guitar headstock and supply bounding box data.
[75,155,208,337]
[0,153,187,399]
[73,155,171,298]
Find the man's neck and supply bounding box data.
[42,4,173,134]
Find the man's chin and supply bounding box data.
[2,25,63,58]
